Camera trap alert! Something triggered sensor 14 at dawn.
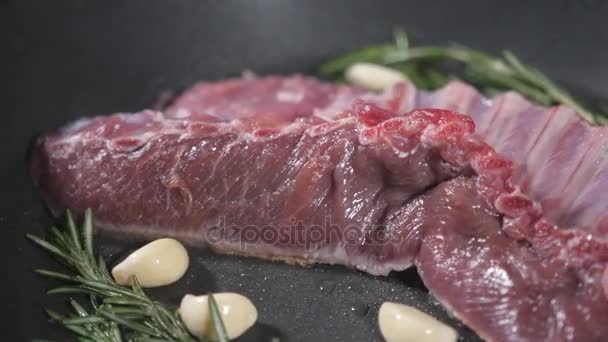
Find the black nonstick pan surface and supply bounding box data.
[4,1,608,340]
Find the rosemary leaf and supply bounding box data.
[98,308,159,336]
[50,227,70,250]
[45,309,65,322]
[208,294,230,342]
[98,256,114,282]
[27,235,74,263]
[70,299,89,317]
[83,209,94,261]
[35,269,77,282]
[110,323,124,342]
[66,210,82,250]
[62,316,106,325]
[61,324,92,337]
[104,296,149,307]
[47,286,91,295]
[90,295,100,310]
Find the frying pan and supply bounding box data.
[5,1,608,340]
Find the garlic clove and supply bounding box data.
[111,238,189,287]
[345,62,406,91]
[378,302,458,342]
[179,292,257,340]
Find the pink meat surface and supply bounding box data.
[32,75,608,341]
[169,76,608,236]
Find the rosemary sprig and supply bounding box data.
[318,30,608,124]
[27,209,229,342]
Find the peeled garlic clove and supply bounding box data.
[378,302,458,342]
[345,62,406,91]
[111,238,189,287]
[179,292,257,340]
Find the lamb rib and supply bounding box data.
[31,75,608,341]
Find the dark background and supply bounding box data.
[3,1,608,340]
